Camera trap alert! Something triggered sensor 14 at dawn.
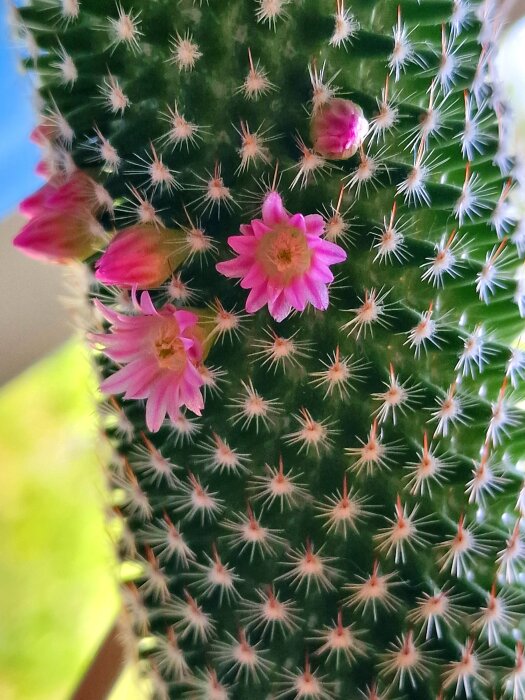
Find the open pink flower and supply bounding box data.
[311,98,369,160]
[95,225,186,289]
[92,292,205,432]
[216,192,346,322]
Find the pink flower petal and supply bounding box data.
[227,235,258,255]
[310,238,347,263]
[145,377,172,432]
[174,309,199,332]
[240,263,265,290]
[304,214,325,236]
[139,291,158,316]
[100,359,159,398]
[251,219,271,239]
[245,283,269,313]
[288,213,306,232]
[268,292,292,322]
[262,191,287,226]
[309,260,335,284]
[304,274,329,310]
[216,258,250,278]
[285,282,308,311]
[239,223,255,237]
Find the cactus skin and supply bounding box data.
[12,0,525,698]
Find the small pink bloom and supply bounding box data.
[92,292,206,432]
[311,98,369,160]
[19,170,111,219]
[16,170,113,263]
[216,191,346,322]
[13,209,104,263]
[95,224,186,289]
[45,170,110,214]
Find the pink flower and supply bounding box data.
[18,181,58,219]
[95,224,186,289]
[216,192,346,322]
[92,293,205,432]
[15,170,113,263]
[19,170,110,219]
[13,208,105,263]
[46,170,111,214]
[311,98,369,160]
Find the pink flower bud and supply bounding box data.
[95,225,187,289]
[311,98,369,160]
[19,171,112,219]
[13,209,104,263]
[44,171,110,214]
[19,182,59,219]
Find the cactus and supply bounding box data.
[11,0,525,698]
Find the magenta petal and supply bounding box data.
[309,261,335,284]
[240,263,265,290]
[310,239,347,264]
[138,291,158,316]
[251,219,271,239]
[145,378,172,432]
[176,371,204,414]
[182,391,204,416]
[262,191,287,225]
[184,361,204,387]
[245,284,269,313]
[100,359,159,398]
[93,299,121,325]
[216,258,249,278]
[266,279,283,304]
[304,274,329,310]
[239,223,255,236]
[288,213,306,231]
[228,235,257,255]
[289,275,310,305]
[285,281,307,311]
[304,214,325,236]
[268,292,292,322]
[175,310,199,332]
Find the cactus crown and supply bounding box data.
[11,0,525,698]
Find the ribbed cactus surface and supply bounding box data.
[11,0,525,698]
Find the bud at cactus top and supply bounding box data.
[311,98,369,160]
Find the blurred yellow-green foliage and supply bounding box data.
[0,341,142,700]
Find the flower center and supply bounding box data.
[256,224,312,284]
[153,324,187,371]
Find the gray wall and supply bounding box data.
[0,212,70,385]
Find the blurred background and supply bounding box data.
[1,2,525,700]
